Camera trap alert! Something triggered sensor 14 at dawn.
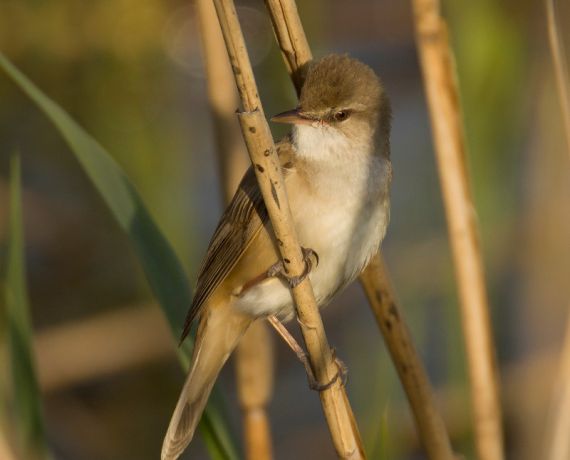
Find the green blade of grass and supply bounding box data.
[4,155,49,460]
[0,53,239,460]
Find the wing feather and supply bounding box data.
[179,167,267,341]
[179,141,296,343]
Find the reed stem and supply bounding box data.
[212,0,365,457]
[546,0,570,158]
[360,255,455,459]
[544,2,570,458]
[235,321,274,460]
[412,1,504,459]
[544,311,570,460]
[196,1,275,458]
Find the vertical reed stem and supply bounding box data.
[0,431,15,460]
[211,0,365,457]
[196,1,275,458]
[196,0,249,200]
[544,2,570,458]
[546,0,570,158]
[412,1,504,459]
[544,311,570,460]
[236,321,274,460]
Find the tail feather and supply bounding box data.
[162,303,252,460]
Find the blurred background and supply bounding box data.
[1,0,569,459]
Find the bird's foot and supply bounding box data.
[267,316,347,392]
[307,350,348,392]
[266,247,319,288]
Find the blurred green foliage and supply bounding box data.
[447,0,530,240]
[0,53,239,460]
[2,156,49,460]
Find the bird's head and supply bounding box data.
[271,54,391,158]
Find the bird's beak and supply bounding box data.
[270,108,314,126]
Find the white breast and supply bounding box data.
[233,124,391,319]
[292,154,390,308]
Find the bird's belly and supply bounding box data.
[297,194,388,304]
[232,193,389,320]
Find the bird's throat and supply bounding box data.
[292,124,372,160]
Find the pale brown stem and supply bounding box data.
[544,311,570,460]
[411,2,504,459]
[243,408,272,460]
[0,428,16,460]
[263,1,454,458]
[34,305,173,393]
[212,0,365,457]
[195,1,274,458]
[546,0,570,158]
[263,0,312,94]
[360,255,455,459]
[196,0,249,200]
[235,320,274,460]
[544,3,570,458]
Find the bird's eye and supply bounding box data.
[333,110,350,122]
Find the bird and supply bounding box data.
[161,54,392,460]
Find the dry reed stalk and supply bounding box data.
[544,2,570,458]
[263,1,454,458]
[360,256,455,459]
[34,305,173,392]
[411,1,504,459]
[211,0,365,457]
[0,430,15,460]
[196,0,249,199]
[235,321,274,460]
[544,312,570,460]
[195,1,274,457]
[263,0,312,94]
[546,0,570,157]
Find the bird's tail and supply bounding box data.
[161,302,252,460]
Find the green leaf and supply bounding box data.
[0,54,239,460]
[4,155,49,459]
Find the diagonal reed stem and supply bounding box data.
[211,0,365,457]
[195,1,274,458]
[263,0,455,458]
[411,1,504,459]
[263,0,312,94]
[360,256,455,459]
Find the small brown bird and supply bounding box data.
[161,54,392,460]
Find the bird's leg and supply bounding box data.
[236,271,270,297]
[266,247,319,288]
[236,248,318,298]
[267,315,347,391]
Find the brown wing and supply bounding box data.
[180,140,297,343]
[179,166,268,342]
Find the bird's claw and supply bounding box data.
[267,247,319,288]
[307,351,348,392]
[302,247,319,270]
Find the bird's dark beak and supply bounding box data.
[270,108,314,126]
